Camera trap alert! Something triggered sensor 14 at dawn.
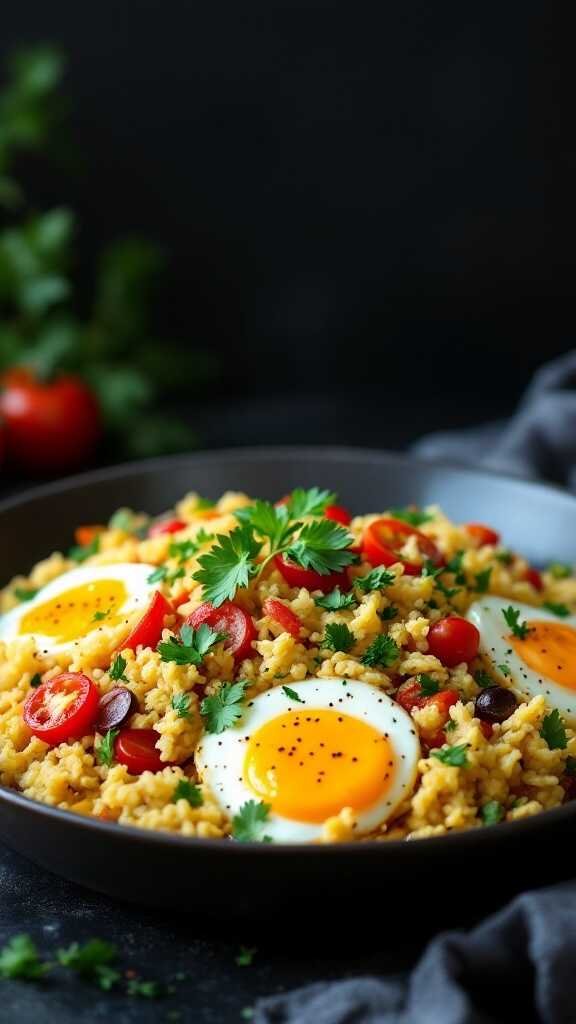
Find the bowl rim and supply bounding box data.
[1,444,575,857]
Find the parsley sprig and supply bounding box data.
[171,692,193,720]
[282,685,305,703]
[361,634,400,668]
[314,587,357,610]
[200,680,247,733]
[322,622,355,653]
[502,606,531,640]
[543,602,570,618]
[158,623,227,665]
[95,728,118,767]
[232,800,272,843]
[540,709,568,750]
[431,743,468,767]
[388,506,434,527]
[355,567,395,592]
[172,779,203,806]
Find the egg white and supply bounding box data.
[0,563,158,654]
[467,595,576,722]
[196,677,421,843]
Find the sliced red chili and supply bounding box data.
[120,591,173,652]
[114,728,165,774]
[185,601,257,661]
[262,597,301,639]
[148,518,187,537]
[465,523,500,546]
[23,672,99,745]
[324,504,352,526]
[74,524,105,546]
[274,554,350,594]
[362,517,443,576]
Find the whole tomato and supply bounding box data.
[0,368,102,474]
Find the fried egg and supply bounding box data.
[0,564,157,654]
[467,595,576,722]
[196,678,420,843]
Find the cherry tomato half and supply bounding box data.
[274,554,350,594]
[114,728,165,774]
[148,518,187,538]
[120,591,173,652]
[465,523,501,547]
[427,616,480,667]
[185,601,257,661]
[324,504,352,526]
[23,672,99,745]
[262,597,302,638]
[362,518,443,576]
[524,566,543,591]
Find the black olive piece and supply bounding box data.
[475,686,517,724]
[96,686,138,731]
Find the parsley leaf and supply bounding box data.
[355,567,395,592]
[158,623,227,665]
[445,551,466,584]
[564,755,576,777]
[193,525,262,607]
[286,487,336,518]
[95,728,118,767]
[235,499,299,551]
[235,946,257,967]
[445,719,457,733]
[195,496,215,510]
[171,692,193,720]
[0,934,49,980]
[232,799,272,843]
[540,709,568,750]
[495,549,513,565]
[475,670,494,688]
[474,568,492,593]
[481,800,504,826]
[195,527,214,545]
[56,939,117,981]
[200,680,247,733]
[109,654,128,682]
[68,536,100,563]
[314,587,357,610]
[282,685,304,703]
[286,519,356,575]
[172,779,203,806]
[543,602,571,618]
[147,565,185,584]
[169,539,199,564]
[13,586,38,602]
[30,672,42,688]
[502,605,531,640]
[418,674,439,697]
[431,743,468,767]
[497,663,511,677]
[379,605,399,621]
[548,562,572,579]
[388,506,433,527]
[322,622,355,653]
[361,634,399,668]
[92,609,110,622]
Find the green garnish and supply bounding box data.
[418,674,439,697]
[193,525,263,607]
[0,934,49,980]
[445,550,466,584]
[481,800,504,826]
[234,498,301,551]
[475,670,494,688]
[548,562,572,579]
[200,680,247,734]
[361,634,400,668]
[147,565,185,585]
[30,673,42,688]
[502,605,531,639]
[13,586,38,602]
[68,536,100,563]
[388,506,433,527]
[158,623,227,665]
[109,653,128,683]
[431,743,468,767]
[495,549,513,565]
[195,496,215,510]
[322,622,355,653]
[286,487,336,518]
[108,508,140,533]
[232,800,272,843]
[126,978,163,998]
[172,779,203,806]
[285,519,356,575]
[95,728,118,767]
[171,692,193,720]
[169,538,200,564]
[235,946,257,967]
[497,663,511,677]
[564,755,576,777]
[354,567,395,592]
[379,605,398,621]
[195,528,214,545]
[540,709,568,750]
[282,685,305,703]
[474,568,492,593]
[56,939,118,990]
[445,719,457,733]
[92,609,110,622]
[314,587,357,610]
[543,602,571,618]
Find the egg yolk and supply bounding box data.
[19,580,128,643]
[511,620,576,690]
[243,708,396,823]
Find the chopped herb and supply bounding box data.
[445,719,457,733]
[158,623,227,666]
[232,799,272,843]
[109,508,140,532]
[540,709,568,750]
[481,800,504,826]
[235,946,257,967]
[421,559,444,580]
[354,567,395,592]
[193,525,262,607]
[169,538,200,564]
[0,934,49,980]
[431,743,468,767]
[418,674,439,697]
[30,673,42,688]
[502,605,531,640]
[68,536,100,563]
[235,499,300,552]
[282,685,304,703]
[286,487,336,518]
[495,549,513,565]
[543,602,571,618]
[435,578,461,600]
[388,506,433,527]
[314,587,357,610]
[195,496,215,510]
[95,728,118,767]
[92,609,110,622]
[195,528,214,545]
[564,756,576,777]
[13,586,38,602]
[445,551,466,584]
[474,568,492,593]
[475,670,494,688]
[147,565,168,584]
[548,562,572,579]
[379,605,399,621]
[172,779,203,806]
[109,654,128,683]
[56,938,117,979]
[126,978,163,998]
[322,622,355,653]
[361,634,399,668]
[171,692,193,720]
[286,519,356,575]
[497,663,511,677]
[200,680,248,734]
[427,599,439,610]
[94,965,122,991]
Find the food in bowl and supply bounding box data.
[1,487,576,843]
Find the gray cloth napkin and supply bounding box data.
[255,351,576,1024]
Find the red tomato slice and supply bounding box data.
[74,524,105,546]
[523,567,543,592]
[115,728,165,774]
[427,616,480,667]
[324,504,352,526]
[184,601,257,661]
[396,681,458,717]
[121,591,173,652]
[148,518,187,537]
[274,554,350,594]
[23,672,99,745]
[362,518,443,576]
[465,523,500,546]
[262,597,301,638]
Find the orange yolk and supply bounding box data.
[243,708,395,823]
[511,620,576,690]
[19,580,128,643]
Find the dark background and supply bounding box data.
[1,2,571,451]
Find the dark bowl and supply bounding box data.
[2,446,576,923]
